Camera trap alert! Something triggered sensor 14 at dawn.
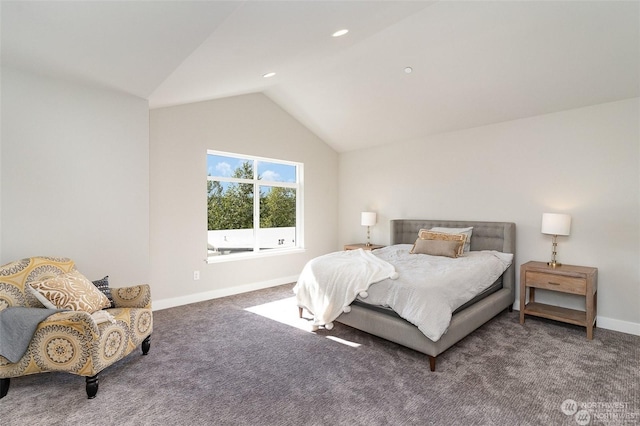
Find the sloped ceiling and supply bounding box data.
[2,1,638,152]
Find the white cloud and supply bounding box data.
[216,162,232,176]
[261,170,281,181]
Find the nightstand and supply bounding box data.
[344,243,384,251]
[520,261,598,339]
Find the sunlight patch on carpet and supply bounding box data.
[244,296,361,347]
[325,335,361,347]
[245,296,314,332]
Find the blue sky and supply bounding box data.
[207,154,296,182]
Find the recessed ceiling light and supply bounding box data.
[404,67,413,74]
[263,72,276,78]
[332,29,349,37]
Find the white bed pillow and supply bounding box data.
[429,227,473,252]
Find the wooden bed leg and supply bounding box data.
[298,307,303,318]
[428,356,436,372]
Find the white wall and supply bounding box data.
[0,67,3,263]
[339,98,639,333]
[1,67,150,285]
[150,93,338,306]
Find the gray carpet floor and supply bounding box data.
[2,283,639,425]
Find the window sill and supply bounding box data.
[206,247,306,264]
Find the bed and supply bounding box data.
[298,219,516,371]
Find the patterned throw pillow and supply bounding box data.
[429,227,473,252]
[26,284,57,309]
[418,230,467,256]
[30,269,111,313]
[410,238,461,258]
[92,275,114,308]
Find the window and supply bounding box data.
[207,150,303,260]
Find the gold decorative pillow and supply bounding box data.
[429,227,473,252]
[30,269,111,313]
[418,230,467,256]
[410,238,461,258]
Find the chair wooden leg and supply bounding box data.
[86,374,99,399]
[298,307,303,318]
[142,335,151,355]
[0,378,10,399]
[428,356,436,372]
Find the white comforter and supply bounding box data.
[294,249,398,329]
[295,244,513,341]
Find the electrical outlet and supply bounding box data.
[193,270,200,280]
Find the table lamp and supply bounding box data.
[361,212,377,247]
[541,213,571,267]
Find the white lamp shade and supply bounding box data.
[361,212,377,227]
[541,213,571,236]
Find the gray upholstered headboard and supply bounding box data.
[390,219,516,293]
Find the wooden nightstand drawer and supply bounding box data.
[525,271,586,295]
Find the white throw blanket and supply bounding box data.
[294,249,398,329]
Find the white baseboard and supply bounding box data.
[596,315,640,336]
[152,275,299,311]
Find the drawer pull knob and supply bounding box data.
[548,282,561,285]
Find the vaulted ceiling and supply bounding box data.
[2,1,638,152]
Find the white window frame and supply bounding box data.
[206,150,304,263]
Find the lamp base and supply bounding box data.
[547,261,562,268]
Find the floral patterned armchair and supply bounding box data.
[0,257,152,399]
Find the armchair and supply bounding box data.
[0,257,153,399]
